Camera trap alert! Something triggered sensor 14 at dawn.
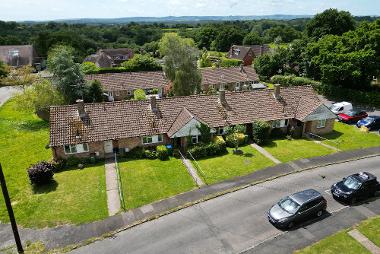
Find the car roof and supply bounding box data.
[289,189,322,205]
[352,172,377,183]
[367,115,380,120]
[333,102,351,106]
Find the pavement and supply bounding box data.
[0,86,21,107]
[1,147,380,252]
[105,157,121,216]
[250,143,281,164]
[181,157,205,187]
[348,229,380,254]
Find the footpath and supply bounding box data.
[0,146,379,251]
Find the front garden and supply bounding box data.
[321,122,380,151]
[0,100,108,227]
[118,157,196,210]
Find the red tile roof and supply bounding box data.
[50,86,324,146]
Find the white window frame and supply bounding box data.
[142,134,163,144]
[191,135,199,144]
[64,143,89,154]
[272,119,288,128]
[317,119,326,129]
[218,127,225,135]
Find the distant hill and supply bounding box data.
[23,15,313,24]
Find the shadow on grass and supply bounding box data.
[321,130,344,140]
[16,120,48,131]
[262,140,278,148]
[32,180,58,194]
[54,161,105,173]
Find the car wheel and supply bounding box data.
[317,210,323,217]
[287,222,294,229]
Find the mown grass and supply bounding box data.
[262,138,335,163]
[322,122,380,151]
[193,145,275,184]
[119,157,196,210]
[0,100,108,228]
[357,216,380,247]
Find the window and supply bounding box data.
[272,119,288,128]
[317,119,326,128]
[191,135,199,144]
[142,135,163,144]
[64,143,89,154]
[218,127,225,135]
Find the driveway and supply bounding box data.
[0,86,21,107]
[71,156,380,254]
[318,95,380,116]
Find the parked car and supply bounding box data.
[338,110,368,123]
[267,189,327,229]
[331,172,380,204]
[330,102,353,115]
[356,116,380,130]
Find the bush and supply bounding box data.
[224,124,246,135]
[134,89,146,100]
[252,120,271,145]
[126,147,145,159]
[27,161,55,185]
[188,139,227,159]
[144,149,157,159]
[270,128,287,139]
[220,57,242,67]
[270,75,321,87]
[225,133,247,148]
[121,54,162,72]
[156,145,169,160]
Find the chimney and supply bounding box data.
[240,64,244,73]
[76,99,86,118]
[219,89,226,105]
[150,96,157,112]
[260,45,264,56]
[273,84,281,100]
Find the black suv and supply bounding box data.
[331,172,380,204]
[267,189,327,229]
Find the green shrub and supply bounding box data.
[270,75,321,87]
[220,57,242,67]
[27,161,55,185]
[65,156,82,167]
[197,123,212,143]
[225,133,247,148]
[252,120,271,145]
[134,89,146,100]
[127,147,145,159]
[144,149,157,159]
[224,124,246,135]
[188,139,227,159]
[156,145,169,160]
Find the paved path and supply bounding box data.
[250,143,281,164]
[0,86,21,107]
[105,157,121,216]
[1,147,379,251]
[181,157,205,187]
[348,229,380,254]
[71,155,380,254]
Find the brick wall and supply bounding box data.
[52,141,105,160]
[304,119,335,135]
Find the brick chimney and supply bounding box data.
[150,96,157,113]
[273,84,281,100]
[219,89,226,105]
[76,99,86,118]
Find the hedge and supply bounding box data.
[225,133,248,148]
[188,139,227,159]
[220,57,243,67]
[270,75,321,87]
[85,65,162,75]
[252,120,271,145]
[156,145,169,160]
[314,84,380,108]
[27,161,55,185]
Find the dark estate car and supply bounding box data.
[356,116,380,130]
[331,172,380,204]
[338,110,368,123]
[267,189,327,229]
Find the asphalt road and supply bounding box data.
[71,156,380,254]
[0,86,21,106]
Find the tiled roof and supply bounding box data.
[85,71,169,91]
[50,86,324,146]
[201,66,258,86]
[228,44,270,60]
[167,108,195,137]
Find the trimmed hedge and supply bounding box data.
[188,139,227,159]
[252,120,271,145]
[220,57,243,67]
[85,65,162,75]
[270,75,321,87]
[27,161,55,185]
[156,145,169,160]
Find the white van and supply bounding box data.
[330,102,353,114]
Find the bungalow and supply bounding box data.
[228,44,270,66]
[85,66,261,100]
[85,71,169,100]
[83,48,134,68]
[49,85,336,160]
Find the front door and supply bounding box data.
[104,140,113,154]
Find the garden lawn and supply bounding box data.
[294,230,370,254]
[357,216,380,247]
[322,122,380,151]
[0,100,108,227]
[193,145,275,184]
[262,138,335,163]
[119,157,196,210]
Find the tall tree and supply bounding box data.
[159,33,201,96]
[243,31,263,45]
[84,80,104,103]
[306,9,355,39]
[47,45,86,104]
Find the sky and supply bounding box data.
[1,0,379,21]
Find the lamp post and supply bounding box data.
[0,163,23,253]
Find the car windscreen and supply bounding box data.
[346,111,357,117]
[278,197,300,214]
[343,176,362,190]
[362,117,374,124]
[330,105,340,111]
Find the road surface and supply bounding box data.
[71,156,380,254]
[0,86,21,107]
